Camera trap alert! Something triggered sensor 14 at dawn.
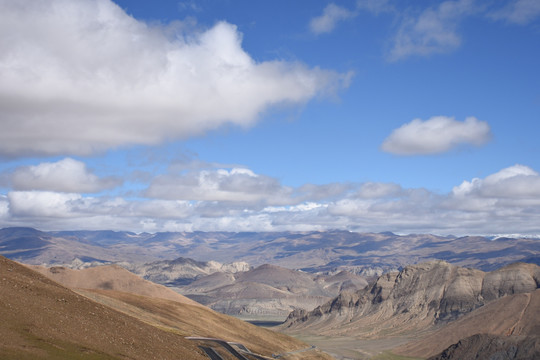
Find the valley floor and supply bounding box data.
[286,334,420,360]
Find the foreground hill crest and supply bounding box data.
[1,255,334,359]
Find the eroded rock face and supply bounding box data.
[393,290,540,358]
[481,262,540,301]
[428,334,540,360]
[282,261,540,337]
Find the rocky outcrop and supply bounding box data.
[394,289,540,358]
[428,334,540,360]
[282,261,540,337]
[481,262,540,301]
[123,257,251,286]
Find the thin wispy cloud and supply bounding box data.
[356,0,393,15]
[388,0,477,61]
[488,0,540,24]
[309,0,392,35]
[310,0,540,61]
[381,116,492,155]
[309,3,357,34]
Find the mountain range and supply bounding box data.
[2,227,539,275]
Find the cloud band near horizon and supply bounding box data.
[1,158,539,236]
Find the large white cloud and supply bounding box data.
[11,158,120,193]
[0,0,349,157]
[381,116,491,155]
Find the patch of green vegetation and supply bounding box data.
[371,351,425,360]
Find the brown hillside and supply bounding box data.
[0,255,206,359]
[79,288,334,359]
[29,264,204,307]
[25,261,335,359]
[394,289,540,358]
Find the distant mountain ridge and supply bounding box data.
[1,227,539,275]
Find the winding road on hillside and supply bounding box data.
[187,337,272,360]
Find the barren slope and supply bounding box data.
[0,255,207,360]
[395,289,540,358]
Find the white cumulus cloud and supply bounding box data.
[11,158,120,193]
[7,191,83,218]
[381,116,491,155]
[452,164,540,199]
[0,0,348,157]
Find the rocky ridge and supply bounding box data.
[428,334,540,360]
[282,260,540,337]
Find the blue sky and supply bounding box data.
[0,0,539,235]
